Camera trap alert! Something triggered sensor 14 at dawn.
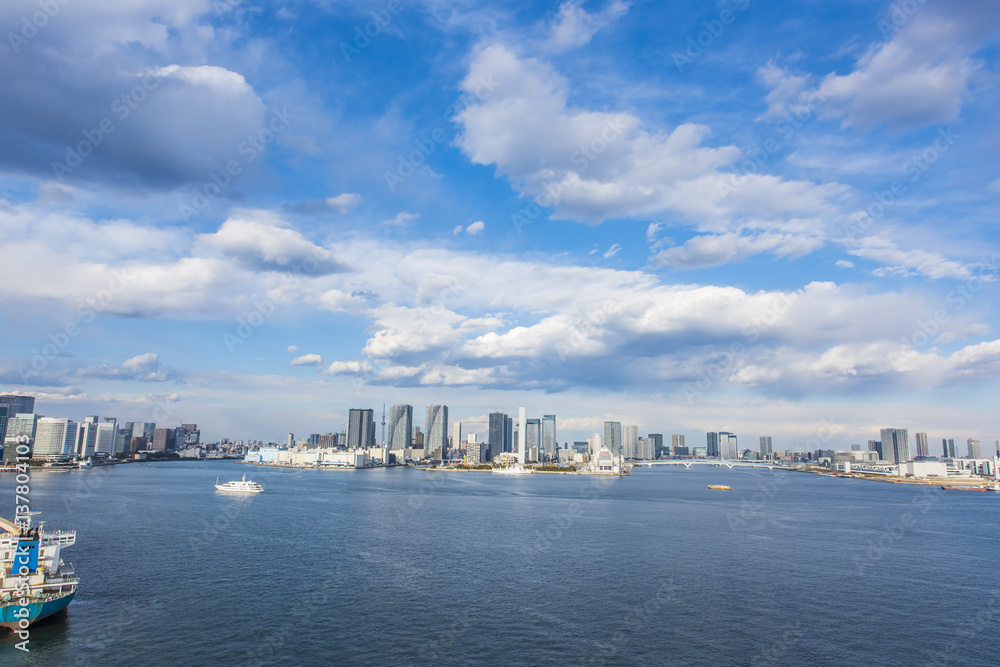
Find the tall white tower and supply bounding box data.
[517,406,526,465]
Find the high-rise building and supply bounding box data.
[915,432,929,458]
[868,440,880,452]
[587,433,603,459]
[0,395,35,443]
[452,421,462,456]
[95,418,117,455]
[516,406,526,464]
[425,405,448,459]
[706,432,720,458]
[348,409,376,449]
[525,418,541,461]
[718,432,738,459]
[2,413,40,462]
[182,423,200,445]
[152,428,176,452]
[671,434,685,454]
[542,415,556,460]
[623,425,639,459]
[603,422,622,457]
[967,439,982,459]
[488,412,507,461]
[851,444,862,451]
[388,405,413,452]
[942,438,956,458]
[879,428,910,463]
[759,436,773,457]
[76,416,99,458]
[648,434,664,458]
[33,418,77,460]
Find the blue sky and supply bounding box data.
[1,0,999,449]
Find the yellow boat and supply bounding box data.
[708,485,731,490]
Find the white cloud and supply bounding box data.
[77,353,176,382]
[847,236,973,280]
[455,44,845,229]
[603,243,621,258]
[836,260,854,268]
[466,220,485,235]
[290,354,323,366]
[322,360,371,376]
[197,210,348,275]
[452,225,464,235]
[287,345,298,353]
[544,1,629,51]
[650,232,824,269]
[382,211,420,226]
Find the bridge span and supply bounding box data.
[633,460,785,471]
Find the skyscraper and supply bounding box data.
[879,428,910,463]
[915,432,929,458]
[671,434,685,454]
[388,404,413,452]
[33,418,77,460]
[452,421,462,456]
[526,418,541,461]
[488,412,508,460]
[77,416,99,458]
[517,406,527,464]
[542,415,557,460]
[706,432,719,458]
[348,408,376,449]
[603,421,622,457]
[2,413,40,462]
[623,425,639,459]
[967,439,982,459]
[718,432,738,459]
[95,418,117,455]
[0,395,35,446]
[425,405,448,459]
[942,438,956,458]
[759,436,773,458]
[648,434,663,458]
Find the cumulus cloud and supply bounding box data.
[382,211,420,226]
[847,236,974,280]
[650,231,824,269]
[454,221,485,235]
[198,210,348,275]
[322,360,371,376]
[759,4,1000,130]
[290,354,323,366]
[77,353,176,382]
[836,260,854,269]
[455,44,844,229]
[287,345,299,353]
[545,0,629,51]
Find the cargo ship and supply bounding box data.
[0,513,78,630]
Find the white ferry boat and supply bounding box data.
[1,513,79,630]
[214,475,263,494]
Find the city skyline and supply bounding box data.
[0,1,998,451]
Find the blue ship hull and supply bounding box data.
[1,592,75,630]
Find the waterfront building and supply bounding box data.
[879,428,910,463]
[2,413,40,462]
[452,421,462,457]
[348,409,376,449]
[467,441,486,464]
[760,436,773,458]
[674,445,690,456]
[33,418,77,460]
[942,438,956,458]
[603,422,622,457]
[182,424,200,445]
[525,418,541,461]
[152,428,177,452]
[692,446,707,457]
[851,444,861,451]
[572,441,589,455]
[967,439,982,459]
[488,412,507,460]
[868,440,880,452]
[718,432,738,459]
[0,395,35,443]
[648,434,663,458]
[542,415,556,461]
[915,432,929,458]
[388,405,413,453]
[95,419,117,455]
[623,425,639,459]
[587,433,603,459]
[706,432,719,458]
[425,405,448,459]
[671,434,685,455]
[76,416,99,458]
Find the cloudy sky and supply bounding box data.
[1,0,998,450]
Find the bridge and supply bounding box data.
[632,460,785,471]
